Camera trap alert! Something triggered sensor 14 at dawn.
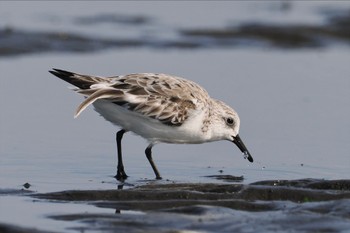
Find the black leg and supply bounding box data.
[145,144,162,180]
[115,129,128,180]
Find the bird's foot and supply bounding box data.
[115,170,128,181]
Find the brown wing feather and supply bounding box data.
[111,74,206,126]
[51,69,208,126]
[50,69,112,89]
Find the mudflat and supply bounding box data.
[2,178,349,233]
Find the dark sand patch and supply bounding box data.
[0,224,58,233]
[28,179,350,232]
[1,9,350,57]
[35,179,350,204]
[2,179,350,232]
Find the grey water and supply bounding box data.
[1,1,350,232]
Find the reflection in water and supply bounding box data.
[115,183,124,214]
[117,183,124,190]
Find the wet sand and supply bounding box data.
[2,178,349,232]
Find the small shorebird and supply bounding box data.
[50,69,253,180]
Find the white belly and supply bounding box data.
[92,100,209,144]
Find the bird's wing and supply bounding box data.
[50,69,209,126]
[116,73,210,126]
[49,68,113,89]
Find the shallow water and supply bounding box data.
[0,1,350,232]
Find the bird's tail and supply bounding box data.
[49,68,123,118]
[49,68,105,90]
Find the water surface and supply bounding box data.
[0,2,350,232]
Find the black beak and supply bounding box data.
[233,134,253,163]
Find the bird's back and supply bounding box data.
[50,69,211,128]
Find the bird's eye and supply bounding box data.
[226,117,234,126]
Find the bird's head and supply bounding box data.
[212,100,253,163]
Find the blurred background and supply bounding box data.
[1,1,350,192]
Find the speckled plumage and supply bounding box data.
[50,68,253,180]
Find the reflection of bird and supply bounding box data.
[50,68,253,180]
